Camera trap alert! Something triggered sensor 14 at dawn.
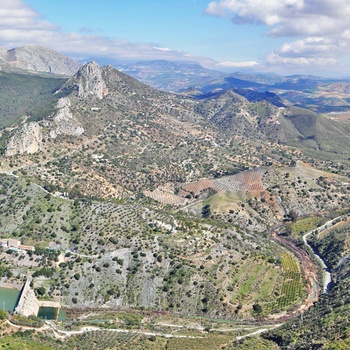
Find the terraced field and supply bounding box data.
[228,257,280,310]
[144,168,265,206]
[65,331,155,350]
[144,189,188,206]
[271,253,305,311]
[182,168,265,196]
[224,251,305,315]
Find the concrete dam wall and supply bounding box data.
[15,279,39,317]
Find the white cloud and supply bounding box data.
[205,0,350,72]
[205,0,350,37]
[279,37,341,57]
[266,52,338,67]
[153,47,172,52]
[217,60,259,68]
[0,0,219,69]
[0,0,57,31]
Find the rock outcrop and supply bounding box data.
[49,97,85,138]
[75,61,108,99]
[5,122,42,157]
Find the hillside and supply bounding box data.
[279,106,350,161]
[193,90,350,162]
[0,60,349,348]
[0,71,66,129]
[0,62,287,198]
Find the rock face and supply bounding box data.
[49,97,85,138]
[0,45,81,76]
[75,61,108,99]
[5,123,42,157]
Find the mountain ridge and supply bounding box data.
[0,45,81,76]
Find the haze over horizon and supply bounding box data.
[1,0,350,77]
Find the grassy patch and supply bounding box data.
[287,216,326,237]
[229,257,284,312]
[166,334,232,350]
[226,336,278,349]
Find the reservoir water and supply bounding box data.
[38,306,67,320]
[0,287,21,311]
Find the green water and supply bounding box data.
[38,307,57,320]
[38,307,67,320]
[0,287,21,311]
[58,308,68,321]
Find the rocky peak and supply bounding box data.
[75,61,108,99]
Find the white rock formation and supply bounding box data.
[49,97,85,138]
[76,61,108,99]
[5,122,42,157]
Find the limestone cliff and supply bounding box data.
[5,122,42,157]
[75,61,108,99]
[49,97,85,138]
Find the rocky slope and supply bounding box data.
[0,45,81,76]
[5,122,42,156]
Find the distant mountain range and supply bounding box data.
[115,60,225,92]
[1,45,350,113]
[118,60,350,113]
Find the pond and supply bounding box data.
[38,307,67,320]
[0,287,21,312]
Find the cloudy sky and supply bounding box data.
[1,0,350,76]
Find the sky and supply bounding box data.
[1,0,350,76]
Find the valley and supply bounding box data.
[0,50,349,349]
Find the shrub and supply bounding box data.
[36,287,46,296]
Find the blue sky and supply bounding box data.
[1,0,350,76]
[24,0,271,63]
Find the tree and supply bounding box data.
[289,210,298,223]
[36,287,46,296]
[202,204,211,218]
[253,303,263,313]
[0,309,6,320]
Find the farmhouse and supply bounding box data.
[0,238,35,252]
